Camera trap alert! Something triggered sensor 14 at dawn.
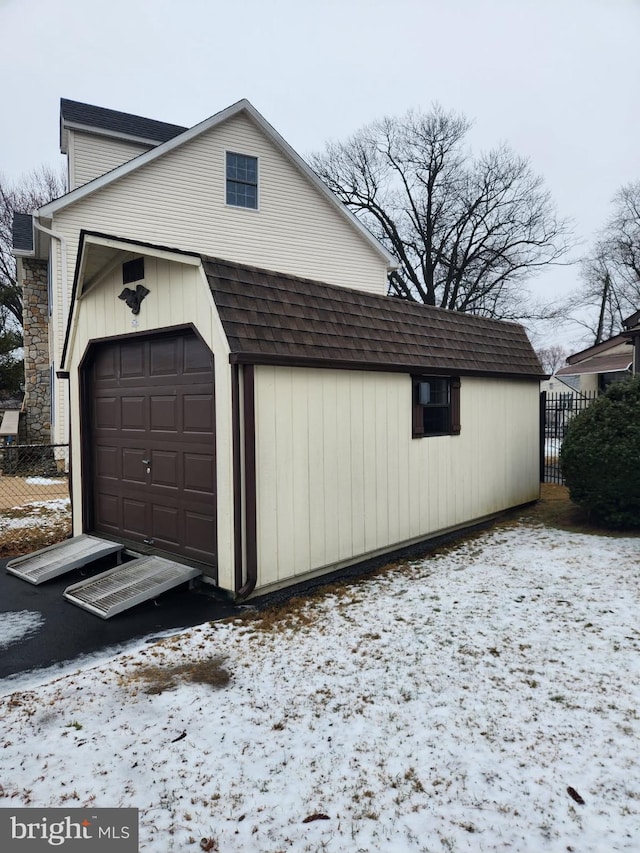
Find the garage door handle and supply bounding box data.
[142,459,150,465]
[143,538,154,546]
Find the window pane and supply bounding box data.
[423,406,450,434]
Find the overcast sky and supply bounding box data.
[2,0,639,347]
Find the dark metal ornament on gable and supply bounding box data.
[119,283,150,315]
[120,257,149,315]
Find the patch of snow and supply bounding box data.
[1,499,71,532]
[545,438,562,458]
[24,478,66,486]
[0,524,639,851]
[0,610,44,650]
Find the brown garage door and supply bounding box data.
[84,331,216,569]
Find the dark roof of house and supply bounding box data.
[12,213,34,252]
[203,258,544,378]
[60,98,188,144]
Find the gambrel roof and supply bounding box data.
[62,234,544,378]
[204,257,545,378]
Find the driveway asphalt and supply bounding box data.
[0,556,238,681]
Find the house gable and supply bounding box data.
[51,109,392,305]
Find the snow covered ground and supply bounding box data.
[0,497,70,532]
[1,521,639,852]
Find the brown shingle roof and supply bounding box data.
[203,258,544,378]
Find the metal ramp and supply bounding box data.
[63,555,201,618]
[6,535,123,585]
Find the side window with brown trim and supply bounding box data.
[412,376,461,438]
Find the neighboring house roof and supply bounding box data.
[39,99,396,268]
[12,213,34,253]
[556,353,632,376]
[203,258,544,378]
[559,326,635,377]
[564,333,627,365]
[60,98,187,151]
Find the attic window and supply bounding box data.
[226,152,258,209]
[123,257,145,284]
[412,376,461,438]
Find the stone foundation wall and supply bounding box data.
[21,258,51,442]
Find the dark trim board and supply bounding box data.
[238,364,257,599]
[228,352,544,382]
[231,364,243,593]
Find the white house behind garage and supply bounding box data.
[59,232,544,599]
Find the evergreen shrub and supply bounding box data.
[560,377,640,529]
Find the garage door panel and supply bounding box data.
[86,331,217,571]
[150,396,179,432]
[122,499,147,537]
[121,396,147,431]
[96,445,120,479]
[184,335,214,373]
[120,340,145,378]
[151,451,178,488]
[150,337,179,376]
[184,511,217,560]
[94,348,118,381]
[152,504,180,545]
[184,453,215,494]
[183,394,214,433]
[96,493,119,529]
[122,448,148,483]
[95,397,119,430]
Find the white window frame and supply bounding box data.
[225,151,259,210]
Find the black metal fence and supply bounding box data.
[541,391,598,484]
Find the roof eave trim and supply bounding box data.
[228,351,545,380]
[62,120,168,149]
[60,231,205,369]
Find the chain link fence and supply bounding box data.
[0,443,71,557]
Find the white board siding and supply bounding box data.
[54,112,389,301]
[66,257,235,589]
[253,367,539,591]
[69,131,152,190]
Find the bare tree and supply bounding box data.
[0,165,66,329]
[536,344,568,374]
[574,181,640,344]
[310,106,571,321]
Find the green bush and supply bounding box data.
[560,377,640,529]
